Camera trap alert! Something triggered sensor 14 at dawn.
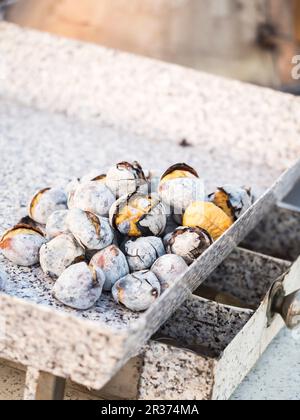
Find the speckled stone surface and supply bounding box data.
[156,296,252,358]
[0,360,25,400]
[139,341,216,400]
[205,248,291,308]
[1,23,300,198]
[243,205,300,262]
[0,22,300,393]
[2,328,300,400]
[23,367,40,400]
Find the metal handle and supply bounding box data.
[268,282,300,330]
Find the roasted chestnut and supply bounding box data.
[29,188,68,225]
[209,185,253,221]
[0,224,46,267]
[67,209,114,250]
[90,245,129,291]
[40,233,85,278]
[71,179,115,217]
[122,236,165,272]
[112,270,161,312]
[106,161,147,198]
[110,192,167,237]
[151,254,188,292]
[166,227,213,265]
[52,262,106,310]
[45,210,69,239]
[158,163,204,219]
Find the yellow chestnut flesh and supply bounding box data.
[0,226,42,246]
[213,190,234,220]
[183,202,233,241]
[160,170,196,184]
[115,197,152,237]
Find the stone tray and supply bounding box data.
[0,23,300,390]
[98,247,295,400]
[2,244,297,400]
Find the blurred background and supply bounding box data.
[2,0,300,93]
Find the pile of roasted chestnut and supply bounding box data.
[0,162,253,312]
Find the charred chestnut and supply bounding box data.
[110,192,167,237]
[106,161,147,198]
[40,233,85,278]
[166,227,213,265]
[67,209,114,250]
[90,244,129,291]
[112,270,161,312]
[52,262,105,310]
[0,224,45,267]
[29,188,67,225]
[46,210,69,239]
[158,163,204,219]
[122,236,165,272]
[209,185,253,221]
[71,179,115,217]
[151,254,188,292]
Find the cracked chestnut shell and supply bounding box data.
[67,208,114,251]
[209,185,253,221]
[166,227,213,265]
[183,202,233,241]
[161,163,199,181]
[0,224,46,266]
[106,161,147,198]
[122,236,165,272]
[109,192,167,238]
[112,270,161,312]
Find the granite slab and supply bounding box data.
[1,328,299,400]
[0,23,300,390]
